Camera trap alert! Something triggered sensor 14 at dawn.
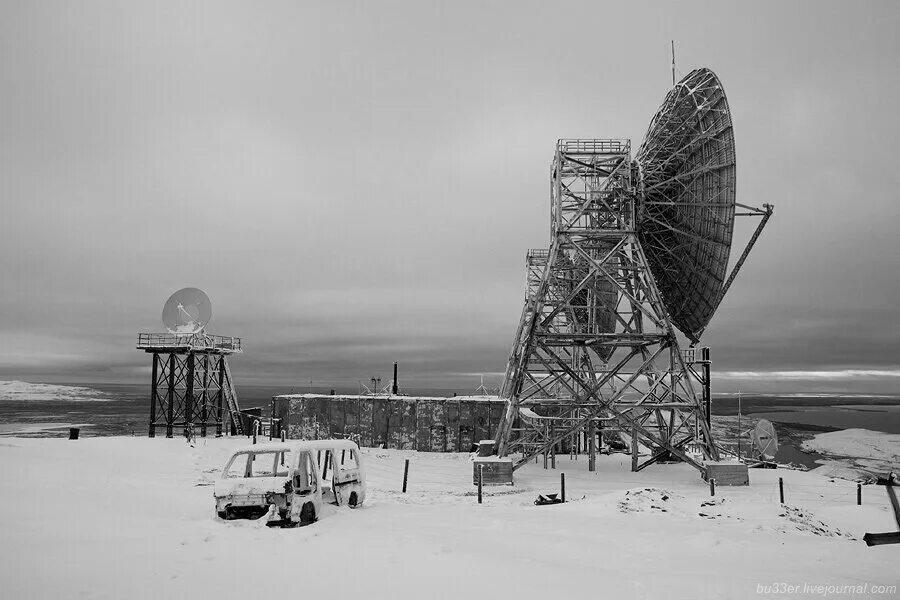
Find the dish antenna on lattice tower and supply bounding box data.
[137,287,244,438]
[495,67,774,476]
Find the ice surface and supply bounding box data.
[802,428,900,479]
[0,380,114,402]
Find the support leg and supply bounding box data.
[588,419,596,472]
[702,347,711,427]
[200,353,209,437]
[166,353,175,438]
[148,353,158,438]
[216,356,225,437]
[184,352,195,439]
[631,425,639,472]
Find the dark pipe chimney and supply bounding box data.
[392,362,399,395]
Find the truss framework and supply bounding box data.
[496,140,719,472]
[146,350,243,438]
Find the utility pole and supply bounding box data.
[737,390,742,460]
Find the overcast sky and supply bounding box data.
[2,1,899,394]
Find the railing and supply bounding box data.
[526,248,550,262]
[557,139,630,155]
[136,332,242,353]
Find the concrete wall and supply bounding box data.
[273,394,507,452]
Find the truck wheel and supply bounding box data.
[348,492,358,508]
[299,503,316,525]
[217,510,227,520]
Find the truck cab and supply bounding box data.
[214,439,366,526]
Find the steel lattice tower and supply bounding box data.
[495,139,719,471]
[138,333,244,438]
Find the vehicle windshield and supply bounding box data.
[222,451,290,478]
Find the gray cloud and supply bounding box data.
[2,1,899,395]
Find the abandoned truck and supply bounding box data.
[214,439,366,526]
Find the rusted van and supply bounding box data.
[214,439,366,526]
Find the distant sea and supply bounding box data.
[1,381,898,471]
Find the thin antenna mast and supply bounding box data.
[671,40,676,86]
[737,390,742,460]
[475,374,489,396]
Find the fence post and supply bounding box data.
[280,430,286,442]
[478,465,484,504]
[561,472,566,503]
[252,420,258,445]
[402,458,409,493]
[779,477,784,504]
[857,483,862,506]
[709,478,716,497]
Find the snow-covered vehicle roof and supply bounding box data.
[228,439,362,455]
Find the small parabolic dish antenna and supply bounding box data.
[750,419,778,460]
[636,67,736,343]
[162,287,212,334]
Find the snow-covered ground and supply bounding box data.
[0,436,897,599]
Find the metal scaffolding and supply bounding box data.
[495,140,719,472]
[138,333,244,438]
[495,68,773,476]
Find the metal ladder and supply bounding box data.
[222,359,244,435]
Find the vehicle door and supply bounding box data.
[315,449,338,504]
[332,446,363,506]
[290,451,319,504]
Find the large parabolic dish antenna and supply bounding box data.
[636,68,736,343]
[162,287,212,334]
